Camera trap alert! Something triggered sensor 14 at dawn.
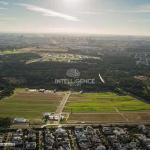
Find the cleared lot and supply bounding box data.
[124,113,150,121]
[0,89,64,119]
[68,114,125,122]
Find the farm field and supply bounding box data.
[64,92,150,113]
[124,113,150,121]
[64,92,150,122]
[0,88,64,120]
[68,114,125,122]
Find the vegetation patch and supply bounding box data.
[64,93,150,113]
[64,107,116,112]
[118,106,150,111]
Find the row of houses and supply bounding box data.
[74,126,106,150]
[44,129,55,149]
[55,128,71,150]
[44,128,71,150]
[9,129,36,150]
[3,125,150,149]
[8,128,71,150]
[135,125,150,149]
[103,126,138,150]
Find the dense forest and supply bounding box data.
[0,52,150,100]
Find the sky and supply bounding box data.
[0,0,150,36]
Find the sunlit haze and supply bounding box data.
[0,0,150,36]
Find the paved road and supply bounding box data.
[55,93,70,114]
[42,93,70,127]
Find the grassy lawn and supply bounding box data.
[64,92,150,113]
[0,88,64,120]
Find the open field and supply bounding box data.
[65,92,150,122]
[64,92,150,113]
[1,90,150,123]
[124,113,150,121]
[0,89,64,120]
[65,107,115,112]
[68,114,125,122]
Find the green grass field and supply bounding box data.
[0,88,64,120]
[63,92,150,113]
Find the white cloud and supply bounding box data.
[16,3,81,21]
[0,1,8,5]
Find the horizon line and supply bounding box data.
[0,32,150,37]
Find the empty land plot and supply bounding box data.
[0,88,64,119]
[124,113,150,121]
[68,114,125,122]
[63,92,150,113]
